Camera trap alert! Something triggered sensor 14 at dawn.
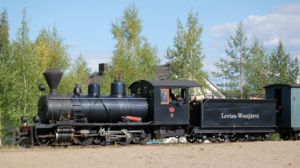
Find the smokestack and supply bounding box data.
[43,68,63,95]
[99,63,108,76]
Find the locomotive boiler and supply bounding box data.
[38,68,149,124]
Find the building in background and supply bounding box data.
[157,64,225,99]
[90,63,225,99]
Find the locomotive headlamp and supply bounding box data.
[39,84,46,92]
[20,116,28,124]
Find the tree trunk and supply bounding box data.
[22,50,27,115]
[240,50,244,99]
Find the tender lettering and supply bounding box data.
[221,113,260,120]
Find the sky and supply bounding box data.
[1,0,300,81]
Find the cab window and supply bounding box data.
[160,88,187,105]
[160,88,170,104]
[170,88,187,104]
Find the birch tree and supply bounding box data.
[269,41,299,83]
[166,12,207,89]
[102,6,159,93]
[214,23,249,98]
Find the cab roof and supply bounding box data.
[264,83,300,88]
[129,80,200,88]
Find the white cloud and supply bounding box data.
[262,37,280,47]
[209,3,300,57]
[210,23,237,38]
[276,3,300,14]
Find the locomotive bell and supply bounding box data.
[43,68,63,95]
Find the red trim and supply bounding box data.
[125,116,142,122]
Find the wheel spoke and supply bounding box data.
[36,137,51,146]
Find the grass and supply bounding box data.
[269,133,281,141]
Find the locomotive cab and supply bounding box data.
[129,80,200,138]
[129,80,199,125]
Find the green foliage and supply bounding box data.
[214,22,249,98]
[35,27,70,76]
[13,10,38,117]
[0,9,10,144]
[214,23,299,98]
[290,57,300,82]
[35,27,71,94]
[0,10,10,64]
[101,6,159,94]
[58,55,91,95]
[1,10,39,143]
[166,12,207,90]
[245,39,268,97]
[0,10,73,144]
[269,41,299,84]
[72,55,91,93]
[269,133,280,141]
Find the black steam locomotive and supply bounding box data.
[15,68,300,146]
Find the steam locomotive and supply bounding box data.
[15,68,300,146]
